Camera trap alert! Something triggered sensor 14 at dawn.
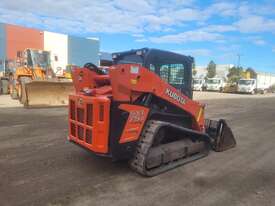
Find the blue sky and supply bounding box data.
[0,0,275,72]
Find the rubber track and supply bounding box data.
[130,120,209,177]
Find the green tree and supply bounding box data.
[206,60,216,78]
[227,66,244,83]
[192,69,197,77]
[191,61,197,77]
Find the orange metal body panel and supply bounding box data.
[72,67,110,94]
[109,64,205,131]
[6,24,44,60]
[118,104,149,143]
[68,94,110,154]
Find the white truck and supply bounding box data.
[205,77,225,92]
[237,73,275,94]
[192,78,205,91]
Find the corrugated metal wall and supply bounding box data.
[0,23,6,71]
[68,36,99,66]
[5,24,44,60]
[44,31,68,74]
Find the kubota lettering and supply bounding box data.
[165,88,186,105]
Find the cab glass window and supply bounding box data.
[160,65,169,82]
[159,63,184,85]
[169,64,184,85]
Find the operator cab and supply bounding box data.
[112,48,194,99]
[25,49,51,70]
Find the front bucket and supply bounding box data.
[23,80,74,108]
[205,119,236,152]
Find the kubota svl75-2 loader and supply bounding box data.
[68,48,236,176]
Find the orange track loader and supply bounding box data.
[68,48,236,176]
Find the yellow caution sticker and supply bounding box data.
[196,107,203,122]
[131,79,138,84]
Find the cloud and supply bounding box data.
[114,0,153,12]
[135,38,148,42]
[0,0,274,54]
[150,30,223,43]
[235,15,275,33]
[272,48,275,53]
[205,2,237,17]
[132,34,144,38]
[253,39,266,45]
[247,36,266,46]
[0,0,249,35]
[238,1,275,17]
[201,24,237,32]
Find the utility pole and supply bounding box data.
[3,58,5,75]
[237,54,243,68]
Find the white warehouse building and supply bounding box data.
[195,64,234,79]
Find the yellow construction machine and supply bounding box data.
[9,49,73,107]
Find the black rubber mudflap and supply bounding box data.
[205,119,236,152]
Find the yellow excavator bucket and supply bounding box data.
[21,80,74,108]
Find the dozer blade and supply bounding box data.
[22,80,74,108]
[205,119,236,152]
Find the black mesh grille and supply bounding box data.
[77,108,84,123]
[86,129,92,144]
[71,123,76,136]
[87,104,93,126]
[77,126,84,140]
[70,100,75,120]
[99,104,104,121]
